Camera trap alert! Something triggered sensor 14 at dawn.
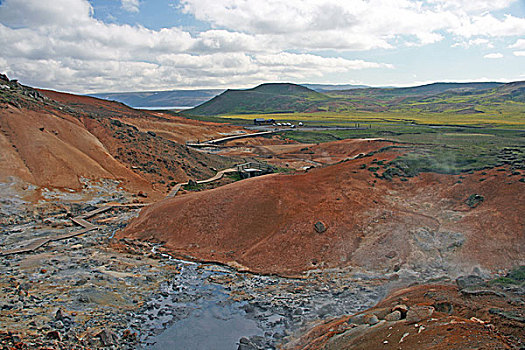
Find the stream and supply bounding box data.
[134,247,395,350]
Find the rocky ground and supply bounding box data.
[0,183,397,350]
[0,177,479,350]
[290,274,525,349]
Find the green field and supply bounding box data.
[218,109,525,128]
[179,81,525,177]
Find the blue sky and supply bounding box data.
[0,0,524,93]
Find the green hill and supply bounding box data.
[184,81,525,117]
[186,83,328,116]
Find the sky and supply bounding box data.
[0,0,524,93]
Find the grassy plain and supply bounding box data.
[218,109,525,128]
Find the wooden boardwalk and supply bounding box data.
[1,161,265,255]
[0,204,147,256]
[167,168,236,198]
[186,129,291,148]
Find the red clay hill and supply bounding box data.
[119,142,524,276]
[0,75,238,200]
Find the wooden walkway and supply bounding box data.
[1,161,262,255]
[186,129,291,148]
[0,204,148,256]
[167,168,236,198]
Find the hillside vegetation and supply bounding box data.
[187,83,327,115]
[185,81,525,126]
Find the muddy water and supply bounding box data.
[145,257,262,349]
[138,248,395,350]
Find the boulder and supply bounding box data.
[392,304,408,318]
[46,330,61,341]
[406,306,434,324]
[456,275,485,290]
[350,313,378,325]
[465,194,484,208]
[314,221,327,233]
[97,329,118,347]
[365,314,379,325]
[384,310,402,321]
[238,337,260,350]
[433,302,454,314]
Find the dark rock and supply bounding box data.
[392,304,408,318]
[314,221,327,233]
[97,329,118,346]
[465,194,484,208]
[433,302,454,314]
[385,251,397,259]
[46,330,61,341]
[238,337,260,350]
[456,275,486,290]
[489,308,525,322]
[55,308,66,321]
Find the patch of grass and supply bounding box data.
[490,266,525,286]
[227,172,243,182]
[182,182,203,191]
[274,166,295,174]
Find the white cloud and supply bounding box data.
[484,53,504,59]
[453,38,495,48]
[510,39,525,49]
[0,0,523,92]
[180,0,456,49]
[121,0,140,13]
[449,14,525,38]
[513,51,525,57]
[0,0,93,27]
[428,0,517,13]
[0,0,392,93]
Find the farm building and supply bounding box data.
[253,118,275,125]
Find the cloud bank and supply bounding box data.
[0,0,523,92]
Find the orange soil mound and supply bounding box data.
[119,140,524,276]
[291,284,524,349]
[220,138,393,169]
[0,89,241,198]
[0,104,151,192]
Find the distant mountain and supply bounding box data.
[186,83,327,116]
[331,82,504,97]
[184,81,524,116]
[88,89,224,108]
[301,83,369,92]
